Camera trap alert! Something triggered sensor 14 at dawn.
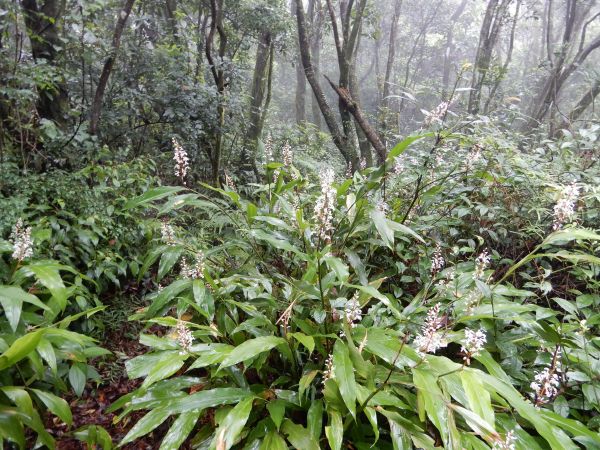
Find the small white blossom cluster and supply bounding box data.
[492,430,516,450]
[345,161,353,178]
[264,134,273,164]
[322,353,334,385]
[10,219,33,261]
[461,328,486,364]
[181,253,205,279]
[465,144,483,168]
[413,303,448,354]
[359,157,367,171]
[473,249,491,280]
[430,244,445,275]
[282,141,293,167]
[553,183,579,230]
[160,221,176,246]
[393,157,404,175]
[376,199,390,215]
[424,101,450,126]
[175,321,194,354]
[224,171,236,190]
[530,366,560,405]
[172,138,190,183]
[313,168,336,241]
[344,292,362,327]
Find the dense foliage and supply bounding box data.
[1,0,600,448]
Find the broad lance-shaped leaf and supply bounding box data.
[212,397,254,450]
[281,420,320,450]
[218,336,286,370]
[371,209,394,249]
[123,186,184,210]
[0,329,45,371]
[332,340,356,418]
[413,368,450,447]
[159,410,200,450]
[30,389,72,425]
[325,409,343,450]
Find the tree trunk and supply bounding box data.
[89,0,135,135]
[309,0,323,129]
[294,0,353,164]
[294,0,306,124]
[555,79,600,134]
[21,0,69,128]
[379,0,402,144]
[242,31,273,180]
[467,0,511,115]
[442,0,468,98]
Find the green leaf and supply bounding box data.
[212,397,254,450]
[325,409,343,450]
[0,287,23,332]
[123,186,184,210]
[289,332,314,354]
[30,389,72,425]
[413,368,449,447]
[371,209,394,249]
[387,134,430,160]
[193,279,214,321]
[461,370,494,426]
[307,399,323,442]
[120,408,170,445]
[259,431,288,450]
[281,420,319,450]
[158,246,183,281]
[73,425,113,449]
[218,336,286,370]
[299,370,318,397]
[332,340,356,418]
[267,399,286,430]
[69,363,87,396]
[0,329,44,371]
[159,410,200,450]
[142,355,186,388]
[24,262,68,312]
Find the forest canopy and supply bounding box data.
[0,0,599,448]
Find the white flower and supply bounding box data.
[322,353,334,385]
[282,141,293,167]
[466,144,483,168]
[172,138,190,183]
[10,219,33,261]
[359,157,367,171]
[493,430,516,450]
[160,221,176,246]
[473,249,491,280]
[393,157,404,175]
[264,133,273,164]
[181,253,205,279]
[345,292,362,327]
[461,328,486,364]
[553,183,579,230]
[424,101,450,126]
[530,366,560,404]
[345,161,353,178]
[376,199,390,215]
[224,171,236,190]
[175,321,194,354]
[313,168,336,241]
[431,245,445,275]
[413,303,448,354]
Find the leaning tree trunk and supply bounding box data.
[89,0,136,135]
[554,79,600,135]
[21,0,69,128]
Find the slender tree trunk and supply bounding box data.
[484,0,521,114]
[21,0,69,128]
[554,79,600,134]
[242,31,273,180]
[89,0,135,135]
[309,0,323,129]
[379,0,402,145]
[468,0,511,115]
[165,0,179,44]
[294,0,306,124]
[295,0,353,164]
[442,0,468,98]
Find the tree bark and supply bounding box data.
[21,0,69,128]
[242,31,273,179]
[294,0,353,164]
[379,0,402,144]
[442,0,468,98]
[555,79,600,134]
[89,0,135,135]
[467,0,512,115]
[308,0,323,129]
